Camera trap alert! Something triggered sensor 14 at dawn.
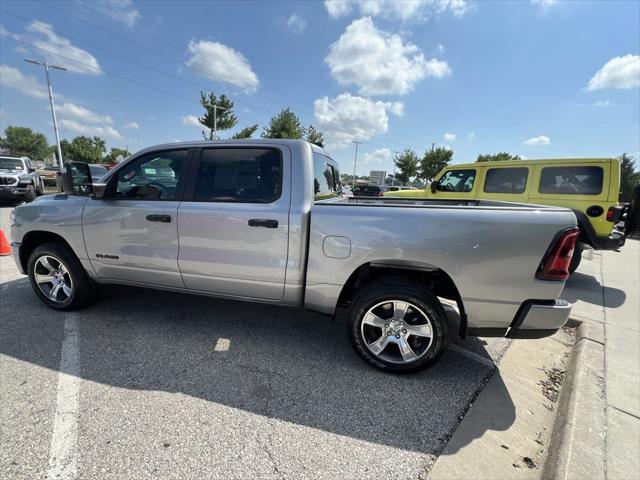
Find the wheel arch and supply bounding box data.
[19,230,77,273]
[336,261,468,338]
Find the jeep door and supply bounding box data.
[82,148,191,288]
[177,146,290,300]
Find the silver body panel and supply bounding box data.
[10,139,577,333]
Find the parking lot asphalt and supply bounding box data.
[0,204,511,480]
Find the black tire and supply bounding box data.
[346,279,449,373]
[568,246,583,274]
[27,241,95,311]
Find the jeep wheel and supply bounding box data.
[27,242,95,311]
[346,279,449,373]
[568,245,583,274]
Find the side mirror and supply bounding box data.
[61,162,93,195]
[92,182,107,198]
[430,180,439,193]
[28,167,36,173]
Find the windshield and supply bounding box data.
[0,158,24,170]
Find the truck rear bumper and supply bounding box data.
[467,299,571,339]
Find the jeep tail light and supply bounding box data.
[606,207,616,222]
[536,227,579,281]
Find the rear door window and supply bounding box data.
[484,167,529,194]
[539,166,603,195]
[313,152,341,200]
[194,148,282,203]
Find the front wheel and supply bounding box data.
[346,279,449,373]
[27,242,95,310]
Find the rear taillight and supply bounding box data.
[377,191,384,197]
[607,206,624,223]
[536,228,579,281]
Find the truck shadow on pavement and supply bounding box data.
[563,272,626,308]
[0,277,515,456]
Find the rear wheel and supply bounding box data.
[27,242,95,310]
[346,279,449,373]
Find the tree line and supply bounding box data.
[1,89,638,201]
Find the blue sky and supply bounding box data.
[1,0,639,175]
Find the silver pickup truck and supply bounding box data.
[10,140,578,372]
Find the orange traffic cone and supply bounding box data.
[0,228,11,256]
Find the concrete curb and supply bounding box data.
[542,319,607,480]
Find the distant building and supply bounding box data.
[369,170,387,186]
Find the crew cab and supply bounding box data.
[10,140,578,372]
[0,156,45,203]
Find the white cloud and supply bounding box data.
[182,115,202,128]
[19,21,102,75]
[531,0,557,6]
[586,55,640,91]
[325,17,451,96]
[0,64,48,99]
[57,102,112,125]
[594,100,611,107]
[363,147,391,165]
[323,0,470,21]
[90,0,141,27]
[443,132,456,142]
[186,40,259,92]
[466,132,475,141]
[60,118,121,139]
[313,93,403,149]
[286,13,307,34]
[523,135,550,146]
[123,121,140,129]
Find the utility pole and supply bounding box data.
[351,141,361,189]
[203,102,227,140]
[391,150,400,187]
[25,59,66,172]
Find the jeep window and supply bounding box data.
[437,169,476,192]
[194,148,281,203]
[114,150,188,200]
[484,167,529,194]
[0,158,24,170]
[313,152,341,200]
[539,166,603,195]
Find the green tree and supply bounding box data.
[199,92,238,140]
[304,125,325,147]
[104,147,130,164]
[619,153,640,202]
[60,136,106,163]
[394,149,419,185]
[419,145,453,181]
[476,152,521,162]
[262,108,303,140]
[0,126,51,161]
[231,124,259,139]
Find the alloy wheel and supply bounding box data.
[360,300,434,364]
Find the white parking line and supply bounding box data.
[47,313,80,480]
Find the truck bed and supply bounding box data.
[318,196,571,211]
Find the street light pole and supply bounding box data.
[25,59,66,172]
[391,150,400,187]
[352,141,361,189]
[202,102,227,140]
